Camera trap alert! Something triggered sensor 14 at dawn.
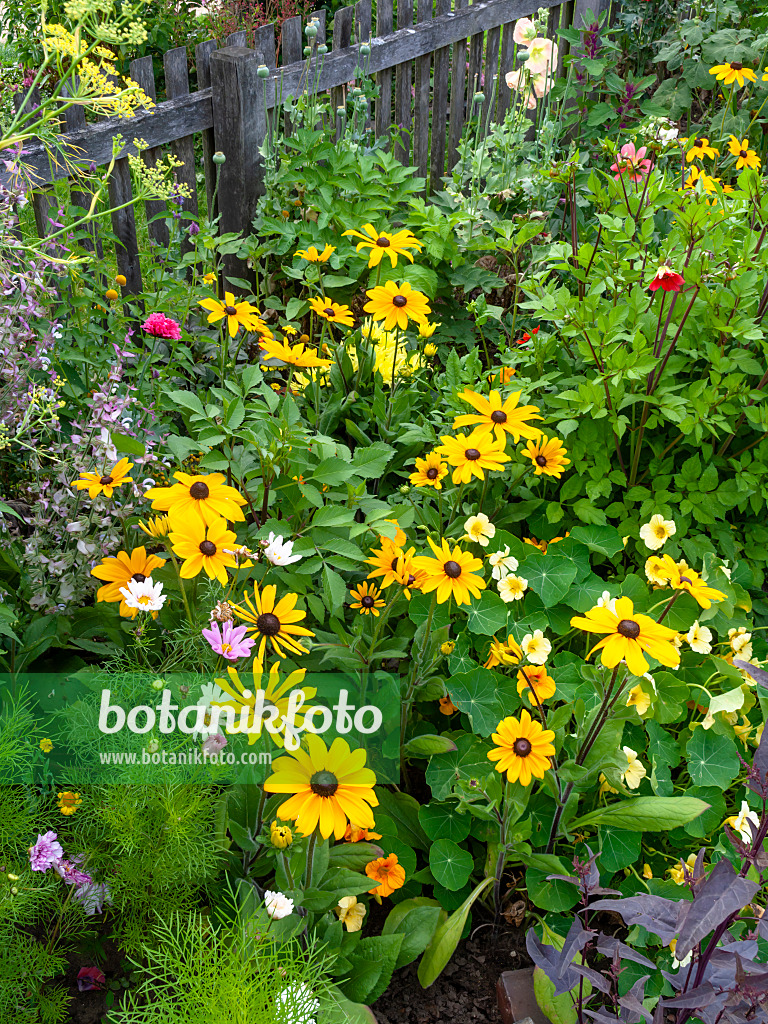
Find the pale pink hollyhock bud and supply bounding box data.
[513,17,537,45]
[649,266,684,293]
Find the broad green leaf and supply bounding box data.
[350,442,394,478]
[404,734,458,757]
[322,565,347,616]
[466,591,509,635]
[599,827,641,874]
[340,933,404,1004]
[374,788,429,850]
[320,988,378,1024]
[521,552,578,607]
[110,431,146,456]
[708,686,746,717]
[382,902,443,968]
[419,803,472,843]
[417,877,494,987]
[525,868,579,912]
[686,729,740,788]
[571,796,710,832]
[311,506,358,529]
[683,786,726,839]
[569,525,625,558]
[445,668,503,737]
[425,733,492,801]
[429,838,474,891]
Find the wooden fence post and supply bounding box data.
[210,45,267,291]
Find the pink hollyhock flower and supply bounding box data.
[649,266,685,293]
[201,620,255,660]
[142,313,182,340]
[513,17,537,45]
[202,733,227,755]
[29,831,63,872]
[77,967,106,992]
[610,142,653,183]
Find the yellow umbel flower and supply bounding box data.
[264,734,378,840]
[488,710,555,786]
[342,223,423,267]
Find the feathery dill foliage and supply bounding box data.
[111,896,332,1023]
[77,784,225,954]
[0,686,39,785]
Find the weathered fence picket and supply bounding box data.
[5,0,597,285]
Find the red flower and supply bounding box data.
[514,326,539,345]
[77,967,106,992]
[142,313,182,340]
[649,266,684,293]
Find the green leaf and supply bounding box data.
[383,902,443,969]
[322,565,347,616]
[404,734,458,757]
[425,733,492,801]
[320,988,378,1024]
[569,525,625,558]
[444,667,503,737]
[572,796,710,832]
[417,877,494,987]
[521,552,578,607]
[534,965,591,1024]
[429,838,474,891]
[110,431,146,456]
[685,729,740,788]
[466,591,509,635]
[419,803,472,843]
[350,442,395,478]
[374,788,430,850]
[340,934,404,1004]
[167,389,205,415]
[525,868,580,912]
[311,506,357,529]
[599,827,641,874]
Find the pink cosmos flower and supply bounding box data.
[77,967,106,992]
[54,856,92,887]
[649,266,685,293]
[29,831,63,872]
[610,142,653,183]
[513,17,537,45]
[202,733,228,755]
[142,313,182,340]
[202,620,255,660]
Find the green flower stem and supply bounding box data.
[400,592,437,751]
[656,588,684,624]
[166,545,195,627]
[304,829,318,890]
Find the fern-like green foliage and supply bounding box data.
[0,927,69,1023]
[109,897,333,1023]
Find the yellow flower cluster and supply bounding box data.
[128,142,191,201]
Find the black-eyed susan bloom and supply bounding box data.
[653,555,727,609]
[349,581,386,616]
[168,517,242,586]
[231,582,315,661]
[73,458,133,500]
[264,734,378,839]
[198,291,264,337]
[728,136,761,170]
[139,515,171,538]
[409,452,449,489]
[260,336,333,368]
[363,281,431,332]
[570,596,680,675]
[146,472,247,530]
[414,537,486,605]
[522,435,570,478]
[454,389,543,444]
[295,243,335,263]
[437,429,510,485]
[709,61,756,88]
[212,662,316,748]
[484,635,523,669]
[342,223,423,268]
[308,296,355,326]
[365,537,406,589]
[91,546,166,618]
[487,710,556,786]
[685,137,719,162]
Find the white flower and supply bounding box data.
[657,122,679,145]
[639,514,676,550]
[141,477,156,491]
[462,513,496,547]
[521,629,551,665]
[686,621,713,654]
[621,746,646,790]
[596,590,617,613]
[488,545,518,581]
[727,800,760,844]
[719,564,732,580]
[275,982,320,1024]
[264,532,302,566]
[498,575,528,602]
[119,577,166,612]
[199,681,226,708]
[264,890,295,920]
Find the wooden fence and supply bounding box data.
[4,0,609,293]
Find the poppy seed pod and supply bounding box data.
[212,151,226,164]
[305,22,318,36]
[317,43,328,54]
[360,42,371,55]
[257,64,269,78]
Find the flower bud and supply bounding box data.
[317,43,328,54]
[257,64,269,78]
[360,42,371,55]
[441,641,455,655]
[305,22,318,37]
[212,151,226,164]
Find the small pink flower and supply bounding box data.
[29,831,63,872]
[77,967,106,992]
[54,857,92,887]
[201,621,255,660]
[202,733,227,755]
[610,142,653,182]
[142,313,182,340]
[649,266,685,293]
[504,69,537,109]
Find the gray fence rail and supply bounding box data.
[5,0,609,293]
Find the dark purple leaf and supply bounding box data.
[618,976,652,1024]
[548,873,581,886]
[526,928,582,997]
[662,983,720,1009]
[584,1011,621,1024]
[734,660,768,690]
[596,934,655,970]
[559,918,594,982]
[675,859,759,960]
[585,895,688,945]
[570,963,613,995]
